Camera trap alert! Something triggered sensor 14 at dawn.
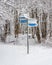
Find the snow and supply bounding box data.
[0,43,52,65]
[5,34,37,45]
[0,0,52,65]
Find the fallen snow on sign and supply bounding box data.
[0,44,52,65]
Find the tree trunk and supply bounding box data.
[14,10,19,38]
[41,12,47,39]
[15,22,19,38]
[4,23,8,42]
[41,22,47,39]
[36,25,41,43]
[32,27,35,38]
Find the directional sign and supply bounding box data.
[19,17,25,19]
[20,19,28,23]
[28,18,38,27]
[19,16,28,23]
[28,23,38,27]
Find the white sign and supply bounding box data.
[28,18,38,27]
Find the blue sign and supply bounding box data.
[28,23,38,27]
[28,18,38,27]
[19,17,28,23]
[19,17,25,19]
[20,19,28,23]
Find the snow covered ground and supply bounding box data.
[0,34,52,65]
[0,43,52,65]
[4,34,38,45]
[4,34,52,47]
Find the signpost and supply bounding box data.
[19,17,38,54]
[27,18,38,54]
[19,16,29,54]
[28,18,38,53]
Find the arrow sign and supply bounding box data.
[19,16,28,23]
[28,18,38,27]
[28,23,38,27]
[20,19,28,23]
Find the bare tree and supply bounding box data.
[41,11,47,39]
[14,10,19,38]
[35,8,41,43]
[4,20,8,42]
[31,9,35,38]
